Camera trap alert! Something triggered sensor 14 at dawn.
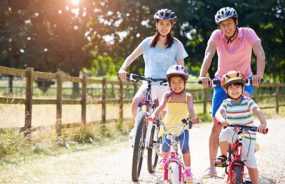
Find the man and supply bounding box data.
[199,7,266,177]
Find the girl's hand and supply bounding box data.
[192,117,198,124]
[118,69,127,81]
[257,122,267,132]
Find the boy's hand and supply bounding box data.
[220,119,229,127]
[257,122,267,132]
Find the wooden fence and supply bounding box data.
[0,66,284,138]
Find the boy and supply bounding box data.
[215,70,267,184]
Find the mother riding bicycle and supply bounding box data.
[118,8,188,121]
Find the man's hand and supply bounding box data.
[199,77,211,88]
[118,69,128,81]
[252,74,263,86]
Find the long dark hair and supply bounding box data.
[150,31,174,48]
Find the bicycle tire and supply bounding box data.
[232,165,243,184]
[169,162,180,184]
[131,112,147,182]
[147,124,159,173]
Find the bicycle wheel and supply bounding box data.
[131,111,147,182]
[169,162,180,184]
[232,165,243,184]
[147,124,159,173]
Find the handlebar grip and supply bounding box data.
[258,128,268,134]
[182,118,193,129]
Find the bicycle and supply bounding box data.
[198,78,259,87]
[158,118,193,184]
[127,73,167,182]
[218,124,268,184]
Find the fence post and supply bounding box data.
[119,80,124,124]
[81,75,87,128]
[252,86,258,102]
[101,77,107,124]
[8,75,13,94]
[56,72,62,138]
[24,67,33,137]
[275,84,280,114]
[203,88,208,114]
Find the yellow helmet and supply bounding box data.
[221,71,246,88]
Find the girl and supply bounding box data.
[147,65,198,182]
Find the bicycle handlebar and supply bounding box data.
[228,124,268,134]
[198,78,263,87]
[127,73,167,83]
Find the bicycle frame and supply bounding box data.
[226,126,245,184]
[128,73,167,181]
[224,125,268,184]
[129,74,165,148]
[160,119,192,182]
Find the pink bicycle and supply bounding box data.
[159,118,193,184]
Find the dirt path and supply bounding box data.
[0,118,284,184]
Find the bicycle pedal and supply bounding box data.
[215,163,228,167]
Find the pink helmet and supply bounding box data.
[166,65,189,81]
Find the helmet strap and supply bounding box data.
[226,88,244,100]
[170,88,185,95]
[227,27,238,44]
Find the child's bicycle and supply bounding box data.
[217,124,268,184]
[159,118,193,184]
[127,73,167,182]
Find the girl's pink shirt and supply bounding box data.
[209,27,261,80]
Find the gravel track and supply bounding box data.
[0,118,284,184]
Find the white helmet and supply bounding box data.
[215,7,238,24]
[166,65,189,81]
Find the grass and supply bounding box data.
[0,97,284,167]
[0,120,132,167]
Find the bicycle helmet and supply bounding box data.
[154,9,177,23]
[215,7,238,24]
[166,65,189,81]
[221,71,246,88]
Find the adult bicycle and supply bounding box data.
[127,73,167,182]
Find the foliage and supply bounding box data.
[0,0,284,82]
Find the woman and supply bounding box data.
[118,8,188,121]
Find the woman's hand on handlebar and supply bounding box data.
[118,69,128,81]
[199,77,211,88]
[146,114,157,122]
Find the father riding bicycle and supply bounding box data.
[199,7,266,177]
